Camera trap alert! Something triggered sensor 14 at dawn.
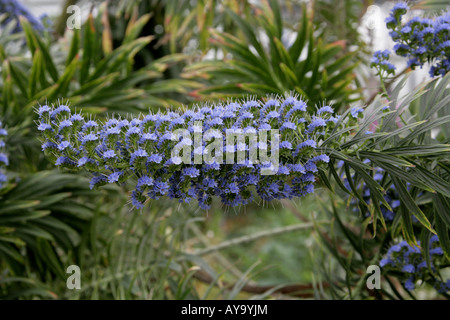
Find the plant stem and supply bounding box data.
[191,221,327,256]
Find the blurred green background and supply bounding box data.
[0,0,448,300]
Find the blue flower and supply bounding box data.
[401,26,412,34]
[130,149,148,165]
[289,164,305,173]
[103,150,116,160]
[317,106,334,115]
[265,110,280,119]
[304,161,318,173]
[402,264,415,273]
[37,105,52,116]
[51,105,71,118]
[70,114,84,122]
[379,258,392,267]
[38,123,52,131]
[38,97,356,210]
[279,121,295,131]
[183,167,200,178]
[130,118,141,127]
[55,156,73,167]
[151,180,170,196]
[105,119,119,128]
[300,173,315,183]
[0,153,8,166]
[311,154,330,164]
[380,236,447,293]
[0,0,44,33]
[108,171,123,183]
[430,247,444,255]
[82,121,98,132]
[380,60,396,71]
[81,134,98,145]
[294,140,316,156]
[280,141,293,149]
[126,126,141,142]
[277,166,290,175]
[105,126,121,137]
[78,157,95,167]
[350,107,364,119]
[391,3,409,14]
[371,50,396,75]
[41,141,57,151]
[404,277,415,291]
[131,190,145,209]
[118,120,129,128]
[57,141,71,151]
[137,176,154,190]
[385,16,397,28]
[90,175,107,189]
[385,7,450,77]
[148,153,163,164]
[305,118,326,134]
[281,97,296,107]
[139,133,157,143]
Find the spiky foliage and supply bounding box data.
[183,0,360,111]
[308,74,450,299]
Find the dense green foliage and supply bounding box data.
[0,0,448,300]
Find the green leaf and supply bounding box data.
[432,193,450,228]
[29,49,43,98]
[15,225,54,241]
[382,144,450,157]
[399,204,418,247]
[50,55,80,99]
[419,229,433,273]
[32,30,59,82]
[8,60,28,98]
[391,176,434,234]
[36,238,65,279]
[434,209,450,259]
[409,164,450,198]
[224,8,267,63]
[0,243,24,263]
[367,121,426,148]
[359,151,413,168]
[372,160,434,193]
[400,115,450,145]
[18,16,36,52]
[66,29,80,67]
[0,200,41,215]
[288,5,308,63]
[80,14,95,84]
[328,161,352,196]
[124,13,151,44]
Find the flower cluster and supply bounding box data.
[385,2,450,77]
[341,162,425,223]
[370,50,396,76]
[0,121,8,189]
[380,236,449,293]
[342,164,399,221]
[36,97,349,210]
[0,0,44,33]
